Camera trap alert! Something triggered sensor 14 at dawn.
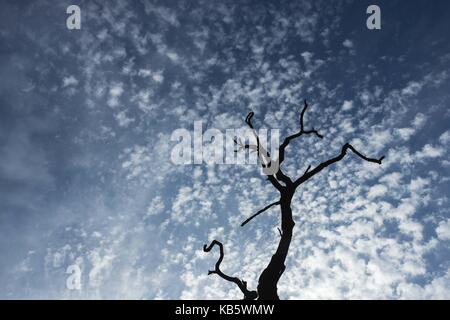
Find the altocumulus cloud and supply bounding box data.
[0,0,449,299]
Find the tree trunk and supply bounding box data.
[257,190,295,300]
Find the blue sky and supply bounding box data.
[0,0,450,299]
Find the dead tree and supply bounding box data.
[203,100,384,300]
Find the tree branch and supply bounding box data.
[294,143,384,187]
[244,112,272,167]
[203,240,258,300]
[236,111,287,191]
[241,201,281,227]
[278,100,323,166]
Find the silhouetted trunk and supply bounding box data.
[257,190,294,300]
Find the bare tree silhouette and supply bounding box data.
[203,100,384,300]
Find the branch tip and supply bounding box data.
[277,227,283,237]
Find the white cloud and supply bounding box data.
[367,184,388,199]
[436,219,450,240]
[167,52,179,62]
[380,172,402,187]
[412,113,427,128]
[439,131,450,144]
[359,90,371,105]
[108,83,124,108]
[146,196,165,217]
[152,71,164,83]
[402,81,423,96]
[415,144,445,159]
[395,113,426,141]
[341,100,354,111]
[115,111,135,127]
[367,129,392,151]
[110,84,124,97]
[409,177,429,193]
[343,39,354,48]
[396,128,415,140]
[62,76,79,87]
[301,51,313,64]
[397,270,450,299]
[138,69,152,77]
[144,3,180,27]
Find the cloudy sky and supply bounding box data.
[1,0,450,299]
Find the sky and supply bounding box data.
[0,0,450,299]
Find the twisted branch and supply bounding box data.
[203,240,258,300]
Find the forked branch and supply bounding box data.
[203,240,258,300]
[278,100,323,166]
[294,142,384,187]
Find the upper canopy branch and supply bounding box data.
[234,101,324,190]
[294,142,384,187]
[242,112,272,167]
[235,111,289,191]
[278,100,323,166]
[203,240,258,300]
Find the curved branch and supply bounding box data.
[278,100,323,166]
[203,240,257,300]
[241,201,281,227]
[294,143,384,187]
